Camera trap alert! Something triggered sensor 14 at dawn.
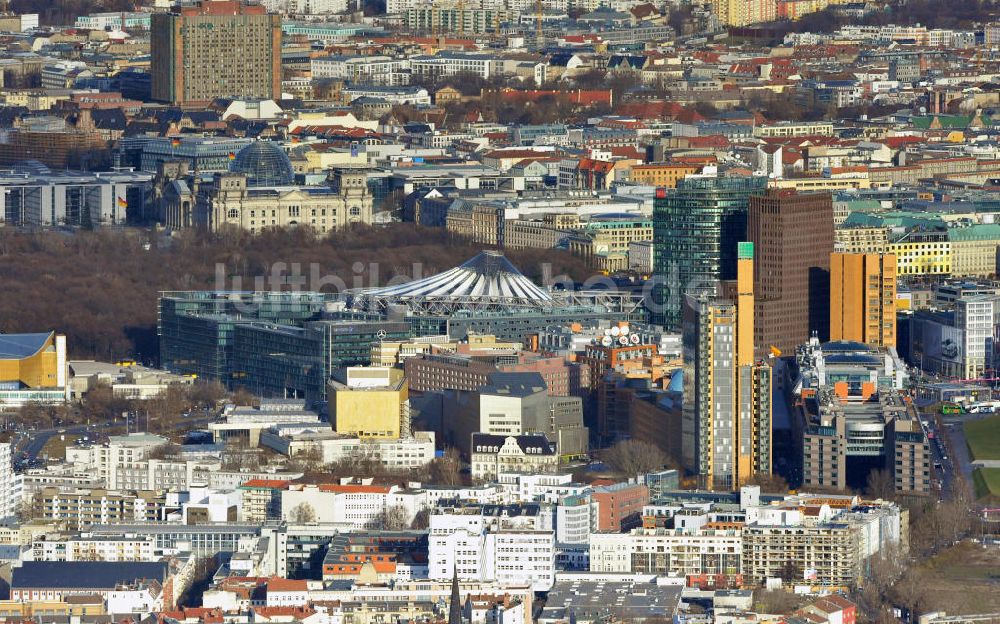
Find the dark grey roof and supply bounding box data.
[12,561,168,590]
[483,372,547,397]
[471,433,555,455]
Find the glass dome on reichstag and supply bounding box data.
[230,141,295,187]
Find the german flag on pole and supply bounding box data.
[171,137,181,148]
[117,197,128,208]
[228,152,236,161]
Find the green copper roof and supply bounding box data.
[948,224,1000,242]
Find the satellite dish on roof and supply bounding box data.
[620,324,630,335]
[611,326,621,337]
[618,336,629,345]
[631,334,641,345]
[604,329,612,337]
[601,336,613,347]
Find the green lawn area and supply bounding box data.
[965,414,1000,460]
[972,467,1000,500]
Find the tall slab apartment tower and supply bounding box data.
[151,0,282,105]
[682,242,772,491]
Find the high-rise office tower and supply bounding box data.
[830,252,897,348]
[682,242,772,491]
[653,174,768,329]
[748,189,834,357]
[151,0,281,105]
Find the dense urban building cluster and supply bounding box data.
[0,0,999,621]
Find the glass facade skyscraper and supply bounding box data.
[652,175,768,328]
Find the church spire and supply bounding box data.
[448,563,462,624]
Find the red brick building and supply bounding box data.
[590,482,649,532]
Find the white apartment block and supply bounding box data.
[496,473,575,502]
[589,528,742,577]
[259,0,349,13]
[261,428,436,470]
[311,55,411,85]
[428,506,555,591]
[32,535,156,562]
[555,496,591,544]
[67,433,169,490]
[956,295,995,380]
[280,484,427,529]
[410,53,495,80]
[0,443,17,520]
[430,527,555,591]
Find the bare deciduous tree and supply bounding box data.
[601,439,674,477]
[428,447,463,486]
[865,468,896,500]
[744,472,789,493]
[377,504,411,530]
[289,502,317,523]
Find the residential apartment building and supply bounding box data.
[310,55,410,85]
[890,231,951,276]
[151,0,281,105]
[682,243,772,490]
[741,523,863,586]
[403,8,511,34]
[835,226,890,254]
[410,52,495,80]
[470,434,558,481]
[589,528,742,579]
[32,535,156,562]
[754,121,835,138]
[35,487,166,530]
[830,252,897,348]
[428,505,555,592]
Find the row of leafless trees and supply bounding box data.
[0,226,593,363]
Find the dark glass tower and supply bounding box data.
[652,174,768,328]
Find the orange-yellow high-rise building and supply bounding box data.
[683,242,772,491]
[830,252,897,348]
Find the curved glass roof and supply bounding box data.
[230,141,295,187]
[363,251,553,302]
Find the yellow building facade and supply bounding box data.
[628,163,700,188]
[328,367,408,439]
[830,253,897,348]
[0,332,66,389]
[889,238,951,276]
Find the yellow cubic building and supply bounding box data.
[830,253,897,348]
[0,332,66,389]
[628,163,700,188]
[328,367,408,439]
[0,332,68,408]
[890,233,951,276]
